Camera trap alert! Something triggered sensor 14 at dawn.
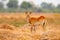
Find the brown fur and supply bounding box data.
[25,12,46,32]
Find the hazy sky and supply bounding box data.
[0,0,60,7]
[18,0,60,6]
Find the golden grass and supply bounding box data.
[0,13,60,40]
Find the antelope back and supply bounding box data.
[38,16,45,21]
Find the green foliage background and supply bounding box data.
[0,0,60,13]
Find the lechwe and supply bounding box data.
[25,12,47,32]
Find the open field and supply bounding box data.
[0,12,60,40]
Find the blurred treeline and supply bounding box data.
[0,0,60,13]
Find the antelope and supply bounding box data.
[25,12,46,32]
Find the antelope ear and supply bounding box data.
[25,11,28,14]
[29,12,32,14]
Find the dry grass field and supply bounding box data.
[0,12,60,40]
